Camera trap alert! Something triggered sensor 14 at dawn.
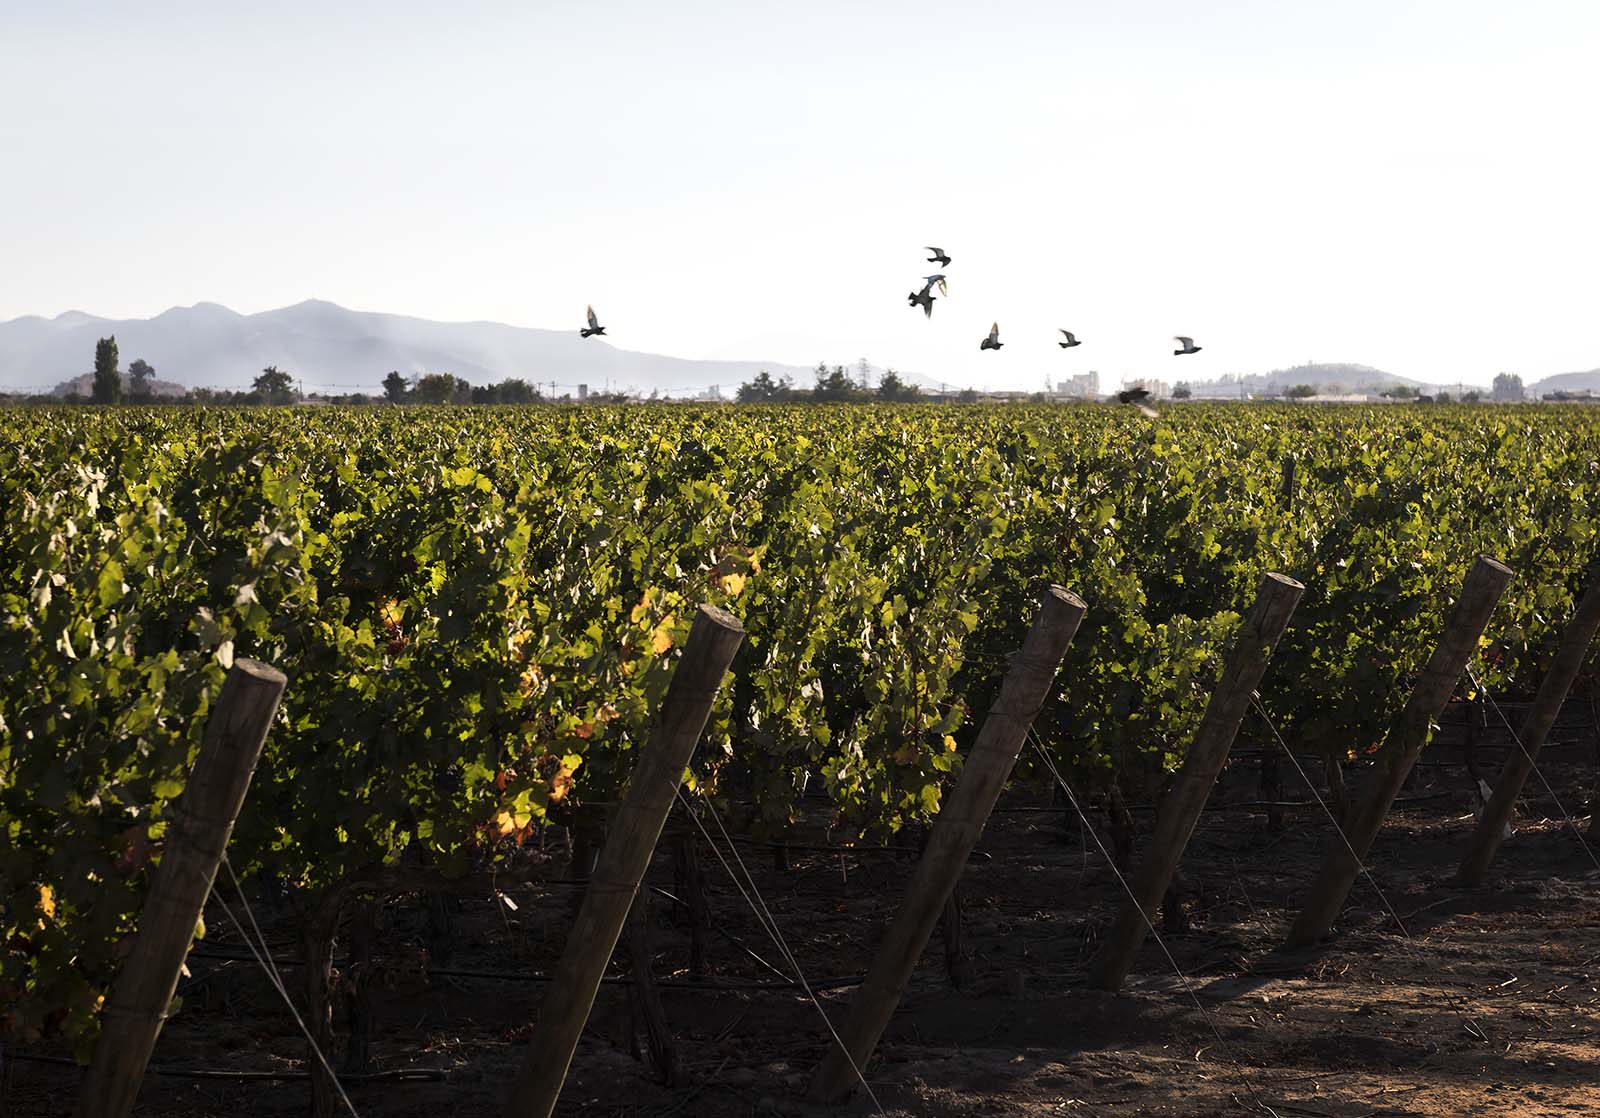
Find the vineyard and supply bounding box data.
[4,402,1600,1117]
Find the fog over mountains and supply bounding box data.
[0,300,831,396]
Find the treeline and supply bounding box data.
[5,336,559,407]
[738,363,938,403]
[377,371,552,405]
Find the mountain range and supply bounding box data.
[0,300,837,397]
[1183,362,1600,398]
[1,301,1596,399]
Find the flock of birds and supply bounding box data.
[580,244,1203,419]
[907,246,1201,418]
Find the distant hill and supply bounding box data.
[0,300,839,395]
[1529,369,1600,396]
[1187,363,1419,398]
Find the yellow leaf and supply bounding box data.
[502,804,535,835]
[574,721,595,740]
[549,757,579,803]
[944,735,958,753]
[720,572,747,596]
[38,885,55,919]
[651,615,676,654]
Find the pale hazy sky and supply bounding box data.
[3,1,1598,389]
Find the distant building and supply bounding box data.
[1052,370,1100,400]
[1126,377,1170,399]
[1543,389,1597,403]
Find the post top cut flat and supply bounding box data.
[1045,585,1089,611]
[1473,556,1514,577]
[233,658,289,686]
[1263,572,1305,591]
[694,603,745,633]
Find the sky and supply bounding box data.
[3,0,1598,390]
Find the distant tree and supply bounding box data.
[1171,382,1193,400]
[957,387,980,403]
[467,379,535,404]
[1284,384,1318,400]
[1382,385,1418,400]
[876,369,922,402]
[413,372,468,404]
[382,370,410,403]
[1433,391,1453,404]
[92,336,121,404]
[812,364,860,402]
[253,366,297,405]
[494,378,539,404]
[1462,390,1483,404]
[127,358,155,399]
[737,371,795,402]
[1492,372,1525,402]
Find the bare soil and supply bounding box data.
[10,701,1600,1118]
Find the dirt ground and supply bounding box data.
[9,700,1600,1118]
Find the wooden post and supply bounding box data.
[76,659,287,1118]
[504,604,744,1118]
[809,586,1087,1104]
[1458,562,1600,884]
[671,832,709,979]
[1286,556,1512,948]
[623,888,684,1086]
[1090,572,1304,991]
[941,886,969,989]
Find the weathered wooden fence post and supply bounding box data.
[809,587,1087,1104]
[76,659,288,1118]
[1286,556,1512,948]
[1091,572,1304,991]
[503,604,744,1118]
[1458,561,1600,884]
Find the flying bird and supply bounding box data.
[923,274,948,296]
[925,246,952,267]
[581,306,606,338]
[1173,336,1201,355]
[908,282,936,318]
[980,322,1003,351]
[1058,329,1081,349]
[1117,386,1159,418]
